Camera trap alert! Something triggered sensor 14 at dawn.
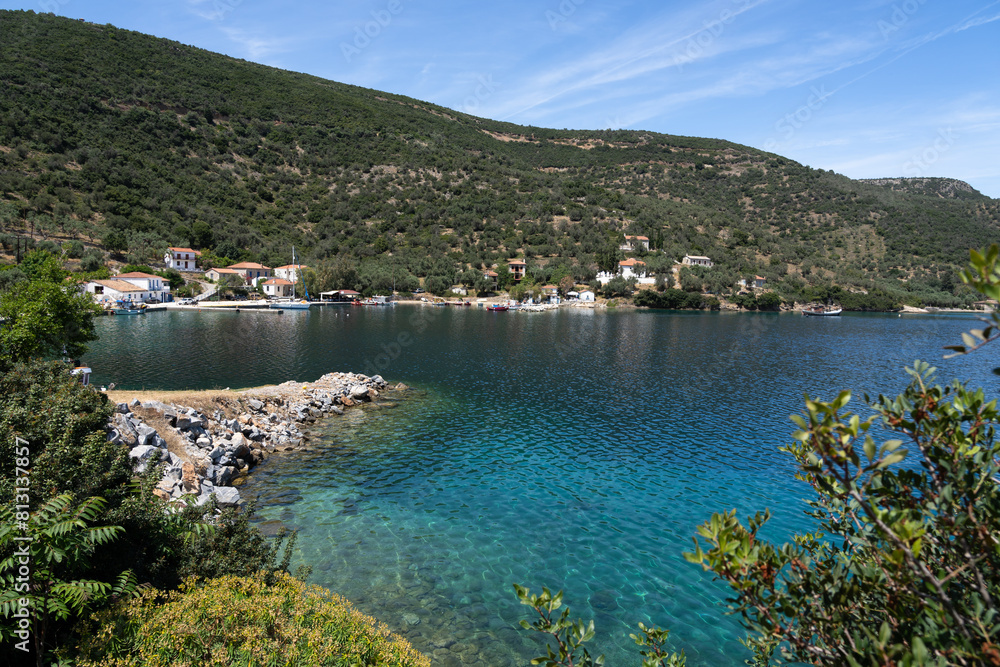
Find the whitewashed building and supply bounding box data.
[578,290,595,302]
[262,277,294,298]
[596,258,648,284]
[273,264,307,283]
[115,272,171,302]
[225,262,271,285]
[620,235,650,252]
[682,255,713,267]
[83,279,152,304]
[165,247,200,271]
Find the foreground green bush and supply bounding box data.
[76,572,430,667]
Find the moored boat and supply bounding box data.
[270,299,311,310]
[802,305,842,316]
[487,304,509,312]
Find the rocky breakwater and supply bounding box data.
[105,372,393,509]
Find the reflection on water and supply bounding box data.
[88,308,996,665]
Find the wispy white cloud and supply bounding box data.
[220,27,291,61]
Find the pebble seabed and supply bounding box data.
[108,372,542,665]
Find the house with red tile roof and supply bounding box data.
[506,259,526,281]
[620,235,650,252]
[115,271,171,302]
[262,277,294,298]
[164,247,201,271]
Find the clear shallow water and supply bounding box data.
[86,307,998,666]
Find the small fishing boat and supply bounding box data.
[802,305,842,316]
[487,304,509,312]
[110,300,146,315]
[361,295,394,306]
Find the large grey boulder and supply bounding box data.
[209,445,225,462]
[129,445,161,473]
[350,385,370,400]
[136,423,157,447]
[215,465,237,486]
[214,486,241,507]
[231,433,248,451]
[248,398,263,412]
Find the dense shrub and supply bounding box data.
[634,288,707,309]
[77,572,430,667]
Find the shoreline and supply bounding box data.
[138,298,986,316]
[105,371,403,508]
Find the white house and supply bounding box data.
[205,267,243,283]
[165,247,200,271]
[620,235,650,252]
[507,259,527,281]
[578,290,595,302]
[596,258,647,284]
[682,255,713,267]
[225,262,271,285]
[83,279,153,304]
[273,264,307,283]
[754,275,766,289]
[262,277,294,298]
[115,271,171,302]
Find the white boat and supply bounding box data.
[270,299,312,310]
[802,306,842,316]
[270,246,312,310]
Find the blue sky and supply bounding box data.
[6,0,1000,197]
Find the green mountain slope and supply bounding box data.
[1,10,997,303]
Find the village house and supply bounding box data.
[682,255,713,267]
[222,262,272,285]
[273,264,307,283]
[578,290,596,302]
[483,269,498,287]
[507,259,526,281]
[541,284,559,302]
[620,235,650,252]
[754,275,767,289]
[83,279,153,304]
[204,267,243,283]
[115,271,171,302]
[262,277,295,298]
[164,247,200,271]
[596,258,648,284]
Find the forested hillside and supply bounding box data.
[1,10,997,304]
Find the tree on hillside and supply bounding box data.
[18,250,65,283]
[558,275,575,296]
[595,244,621,274]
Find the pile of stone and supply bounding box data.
[106,372,392,508]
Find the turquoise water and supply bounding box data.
[85,307,998,665]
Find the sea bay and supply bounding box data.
[85,306,998,665]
